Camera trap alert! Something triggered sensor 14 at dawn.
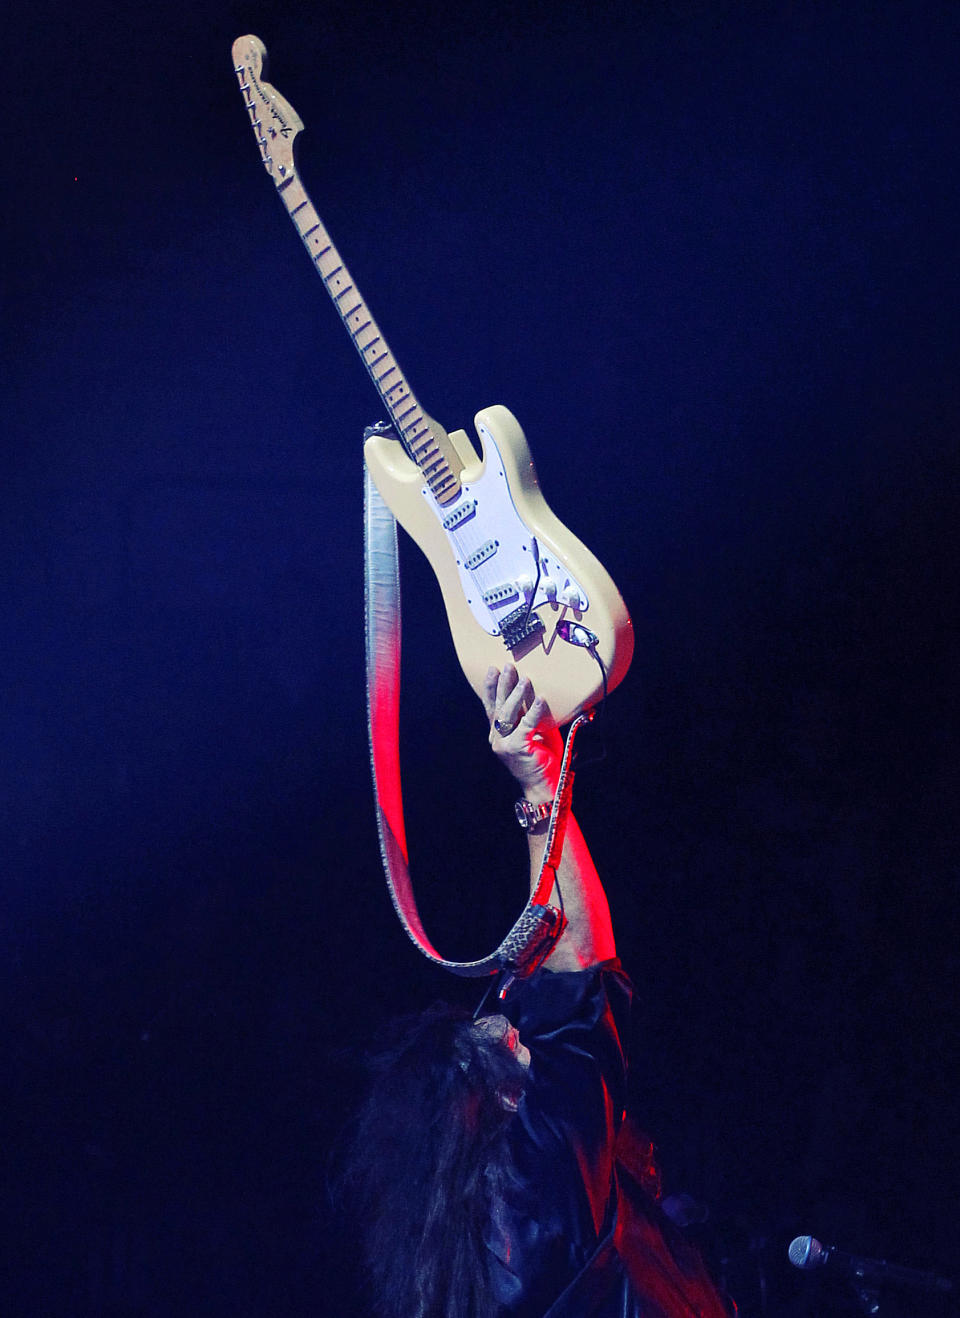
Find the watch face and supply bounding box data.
[515,800,550,829]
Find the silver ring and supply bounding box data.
[494,718,517,736]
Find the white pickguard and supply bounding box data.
[422,420,590,639]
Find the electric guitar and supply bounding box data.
[232,35,633,724]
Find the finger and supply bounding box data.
[481,666,500,721]
[524,690,561,753]
[495,663,520,709]
[496,674,532,735]
[519,694,556,734]
[520,696,564,760]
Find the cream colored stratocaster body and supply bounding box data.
[232,36,633,723]
[365,406,632,721]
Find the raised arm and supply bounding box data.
[481,665,616,972]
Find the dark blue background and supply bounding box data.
[5,2,958,1314]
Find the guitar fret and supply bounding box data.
[289,200,308,215]
[302,223,321,238]
[350,319,372,338]
[396,405,418,423]
[334,285,355,301]
[323,265,344,282]
[342,302,362,318]
[277,174,296,192]
[375,363,398,380]
[314,244,333,260]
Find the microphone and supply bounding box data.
[788,1236,955,1295]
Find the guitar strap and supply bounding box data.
[363,457,592,983]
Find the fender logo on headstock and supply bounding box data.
[245,69,295,138]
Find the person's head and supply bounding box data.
[469,1012,531,1099]
[342,1002,530,1318]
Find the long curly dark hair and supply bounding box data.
[341,1002,528,1318]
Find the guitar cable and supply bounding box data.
[569,647,609,772]
[468,642,610,1022]
[523,533,609,768]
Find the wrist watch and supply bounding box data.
[515,798,553,830]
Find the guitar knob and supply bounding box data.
[559,585,583,609]
[541,578,558,602]
[515,574,535,597]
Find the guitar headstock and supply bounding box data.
[231,35,304,186]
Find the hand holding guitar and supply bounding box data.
[482,664,562,801]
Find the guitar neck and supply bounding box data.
[233,40,461,504]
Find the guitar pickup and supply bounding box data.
[463,539,498,570]
[482,582,520,608]
[499,603,546,650]
[441,499,477,531]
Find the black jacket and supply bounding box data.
[492,963,729,1318]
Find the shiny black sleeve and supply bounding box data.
[502,961,633,1240]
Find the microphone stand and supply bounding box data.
[844,1256,957,1318]
[851,1279,881,1318]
